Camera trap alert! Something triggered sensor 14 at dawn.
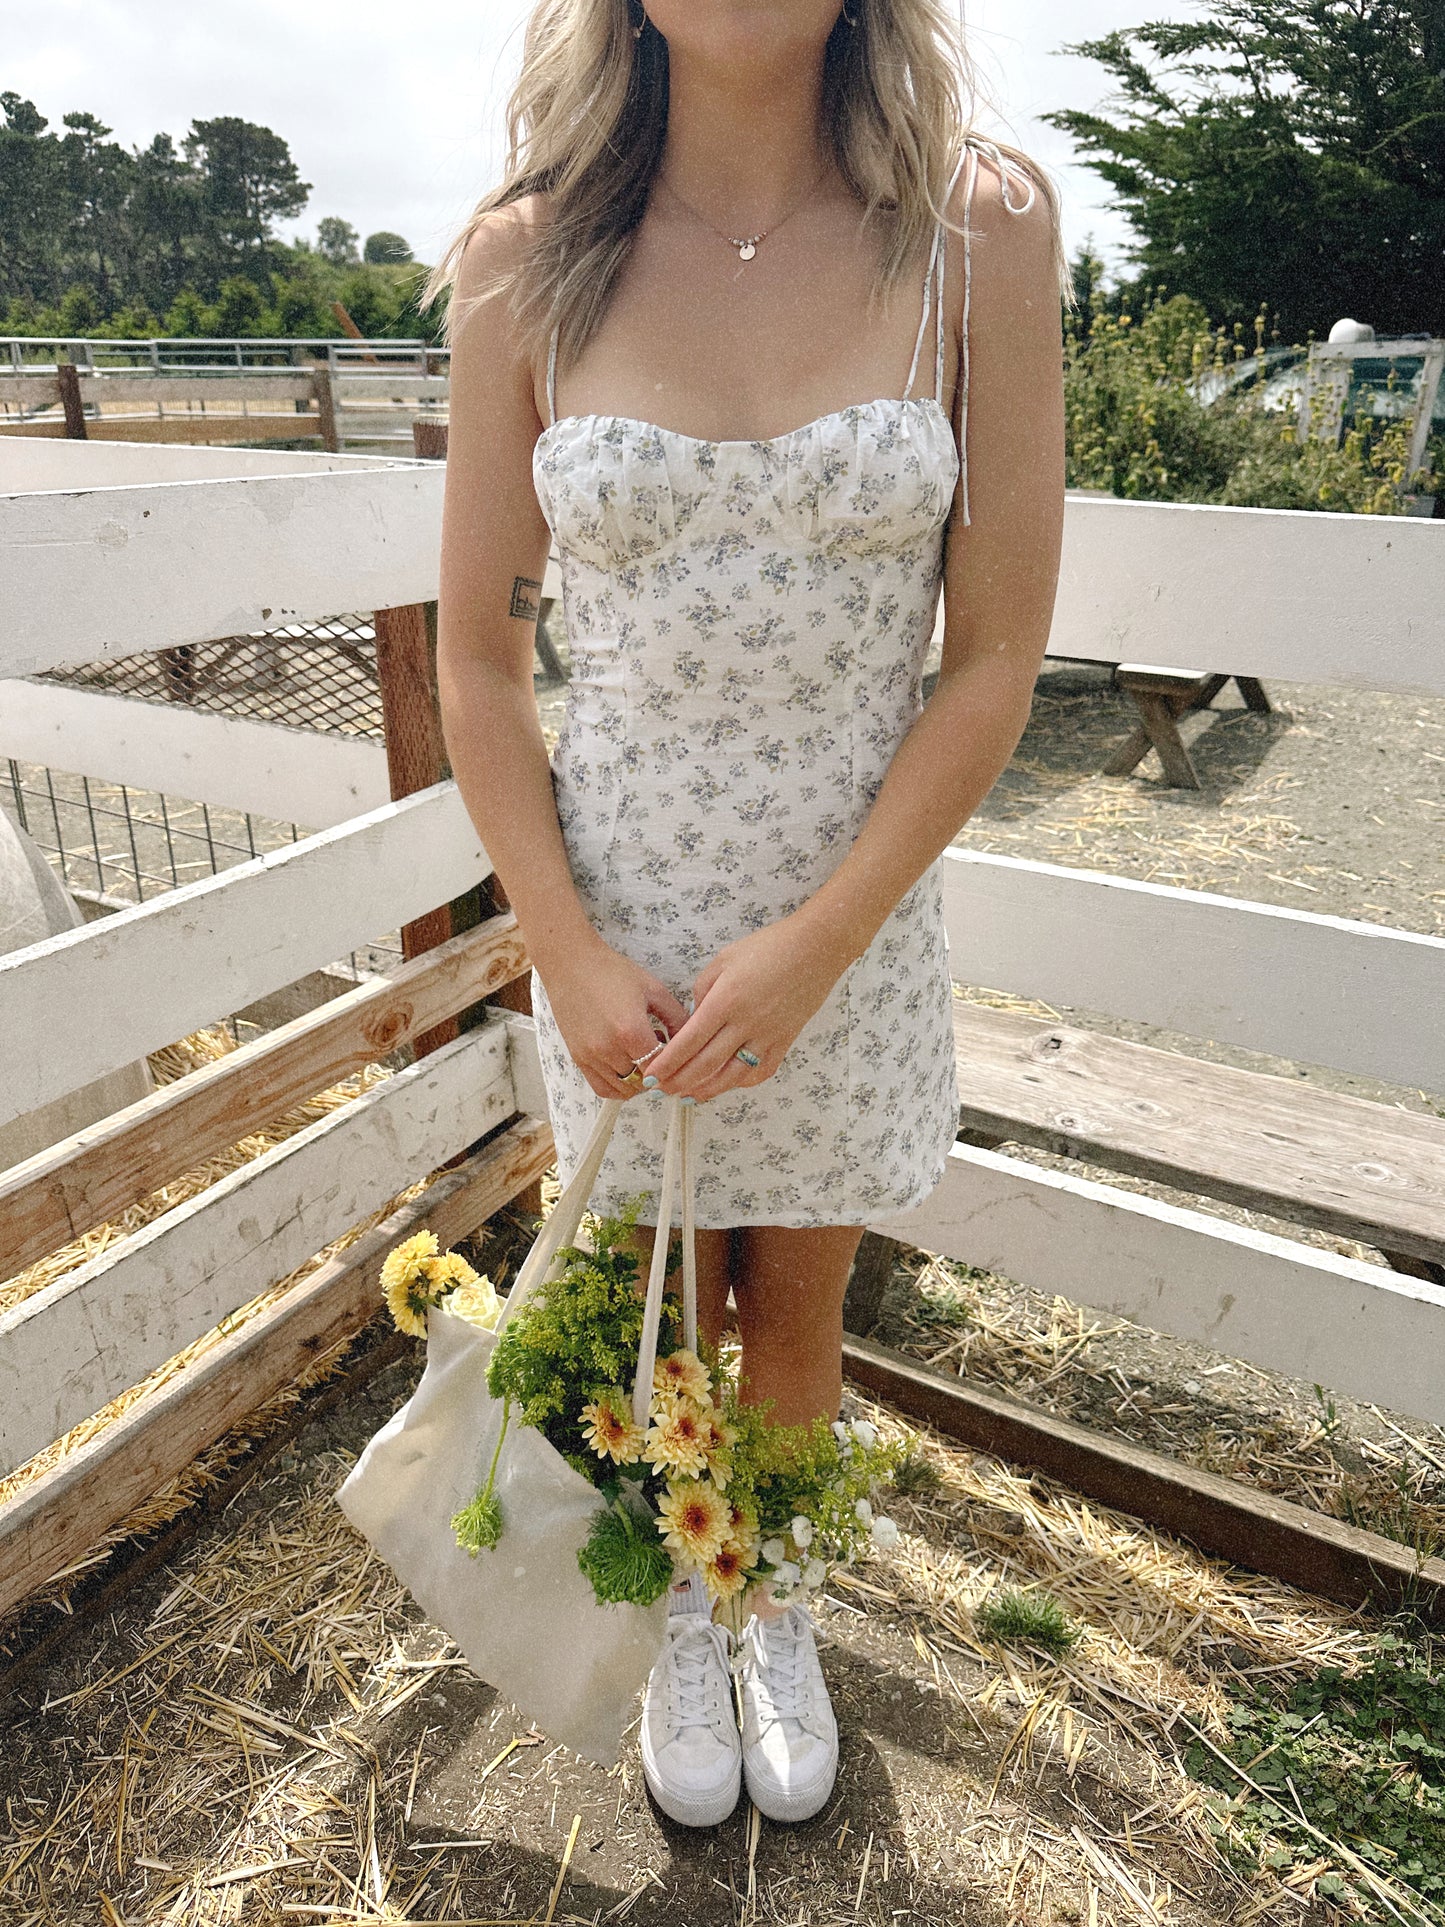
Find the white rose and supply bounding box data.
[870,1514,899,1550]
[760,1537,787,1566]
[773,1560,801,1589]
[802,1557,828,1590]
[850,1420,878,1451]
[854,1497,873,1526]
[790,1515,814,1549]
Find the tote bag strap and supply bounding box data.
[495,1097,699,1404]
[629,1096,700,1428]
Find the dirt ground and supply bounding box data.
[1,648,1442,1926]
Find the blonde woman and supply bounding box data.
[431,0,1067,1827]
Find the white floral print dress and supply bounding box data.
[529,139,1034,1229]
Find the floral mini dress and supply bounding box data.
[529,139,1036,1229]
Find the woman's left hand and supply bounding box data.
[641,916,851,1102]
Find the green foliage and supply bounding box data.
[450,1488,503,1555]
[364,229,412,264]
[890,1449,942,1498]
[976,1586,1081,1656]
[1065,284,1439,512]
[486,1203,678,1468]
[1044,1,1445,339]
[1188,1633,1445,1910]
[0,91,441,340]
[577,1497,675,1606]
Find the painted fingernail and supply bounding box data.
[642,1074,659,1089]
[680,1095,697,1106]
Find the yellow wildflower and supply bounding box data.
[653,1347,711,1405]
[581,1390,645,1465]
[380,1230,441,1337]
[657,1478,731,1568]
[643,1397,714,1479]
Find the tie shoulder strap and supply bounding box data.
[544,323,559,428]
[947,135,1042,527]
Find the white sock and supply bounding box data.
[667,1571,709,1616]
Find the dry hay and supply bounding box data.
[1,1357,1428,1927]
[0,1024,420,1627]
[878,1250,1445,1570]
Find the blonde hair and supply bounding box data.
[423,0,1073,364]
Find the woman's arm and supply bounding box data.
[647,158,1065,1101]
[436,203,688,1096]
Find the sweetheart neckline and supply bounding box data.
[535,392,954,455]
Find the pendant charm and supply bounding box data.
[738,241,757,261]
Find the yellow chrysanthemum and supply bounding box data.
[722,1498,760,1566]
[652,1347,711,1405]
[581,1391,645,1465]
[703,1541,751,1600]
[444,1269,503,1332]
[380,1230,441,1336]
[643,1397,714,1479]
[700,1409,738,1489]
[657,1478,731,1568]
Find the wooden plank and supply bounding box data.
[0,677,390,827]
[0,374,63,408]
[953,1002,1445,1265]
[1051,496,1445,697]
[0,913,528,1277]
[1,460,443,676]
[842,1335,1445,1619]
[942,848,1445,1097]
[0,1020,516,1475]
[74,374,315,405]
[869,1141,1445,1423]
[0,1115,554,1624]
[73,415,325,447]
[0,781,491,1126]
[332,375,449,401]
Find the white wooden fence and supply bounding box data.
[0,437,1443,1619]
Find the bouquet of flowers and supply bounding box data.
[378,1201,902,1633]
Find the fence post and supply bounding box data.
[373,596,539,1191]
[311,365,340,452]
[57,363,87,439]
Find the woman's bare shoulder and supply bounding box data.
[454,189,554,297]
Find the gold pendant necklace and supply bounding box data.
[656,160,831,264]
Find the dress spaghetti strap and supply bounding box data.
[904,136,1038,525]
[544,324,559,428]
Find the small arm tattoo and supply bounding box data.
[509,575,542,621]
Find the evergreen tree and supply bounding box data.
[1046,0,1445,339]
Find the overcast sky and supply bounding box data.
[7,1,1204,278]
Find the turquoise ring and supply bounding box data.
[735,1047,761,1069]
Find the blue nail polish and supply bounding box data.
[680,1095,697,1106]
[642,1074,659,1089]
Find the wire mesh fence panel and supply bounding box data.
[32,614,387,740]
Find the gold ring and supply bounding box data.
[615,1066,644,1086]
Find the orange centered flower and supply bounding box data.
[657,1479,731,1567]
[581,1392,645,1465]
[704,1541,751,1600]
[644,1397,713,1478]
[653,1348,712,1404]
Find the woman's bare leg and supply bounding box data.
[732,1224,864,1428]
[618,1223,735,1350]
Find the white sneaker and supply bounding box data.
[640,1614,742,1827]
[737,1603,839,1822]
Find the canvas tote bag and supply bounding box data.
[337,1092,699,1767]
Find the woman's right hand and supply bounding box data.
[535,933,691,1099]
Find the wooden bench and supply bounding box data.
[948,1001,1445,1285]
[1102,662,1273,788]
